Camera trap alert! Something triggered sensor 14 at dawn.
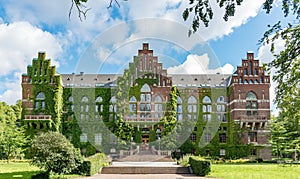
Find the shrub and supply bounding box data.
[31,171,50,179]
[78,153,108,176]
[189,156,211,176]
[178,154,193,166]
[29,131,83,175]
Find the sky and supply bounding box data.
[0,0,291,115]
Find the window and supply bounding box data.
[154,96,163,119]
[219,133,227,143]
[250,148,257,155]
[250,61,253,75]
[248,132,257,143]
[246,91,258,116]
[202,96,211,122]
[190,133,196,142]
[204,133,211,143]
[69,96,74,102]
[141,84,151,92]
[254,69,258,75]
[80,133,87,142]
[260,77,264,83]
[177,97,183,122]
[129,96,137,117]
[220,149,226,156]
[188,96,197,121]
[94,133,102,144]
[140,84,151,119]
[244,68,248,75]
[109,96,117,121]
[35,92,45,110]
[95,96,103,113]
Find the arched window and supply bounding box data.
[95,96,103,113]
[35,92,45,110]
[246,91,257,100]
[36,92,45,99]
[140,84,151,119]
[129,96,137,117]
[82,96,88,102]
[246,91,258,116]
[249,79,253,84]
[217,96,226,122]
[96,96,103,102]
[177,97,183,122]
[254,79,259,84]
[188,96,197,121]
[109,96,117,121]
[244,80,248,84]
[141,84,151,92]
[202,96,211,122]
[81,96,89,113]
[154,96,163,119]
[239,77,243,84]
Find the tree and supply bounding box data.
[30,131,83,175]
[0,101,27,162]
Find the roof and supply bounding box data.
[61,73,121,88]
[61,73,231,88]
[170,74,231,88]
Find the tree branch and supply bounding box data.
[69,0,91,21]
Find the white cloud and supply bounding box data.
[0,21,63,104]
[258,37,285,116]
[0,73,22,105]
[0,21,62,75]
[125,0,265,41]
[167,54,234,74]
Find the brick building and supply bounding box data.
[21,43,271,159]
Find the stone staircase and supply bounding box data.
[117,150,173,162]
[101,162,190,174]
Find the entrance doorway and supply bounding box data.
[142,134,149,151]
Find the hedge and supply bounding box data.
[78,153,108,176]
[189,156,211,176]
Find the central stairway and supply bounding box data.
[101,162,190,174]
[101,147,190,174]
[117,150,173,162]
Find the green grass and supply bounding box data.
[0,162,81,179]
[0,162,41,179]
[208,164,300,179]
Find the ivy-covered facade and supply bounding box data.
[21,43,271,159]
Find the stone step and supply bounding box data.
[101,166,190,174]
[118,154,172,162]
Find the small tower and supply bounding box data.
[22,52,63,134]
[229,52,271,159]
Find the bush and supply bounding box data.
[31,171,50,179]
[77,153,108,176]
[189,156,211,176]
[29,131,83,175]
[178,154,193,166]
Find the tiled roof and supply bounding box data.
[61,73,231,88]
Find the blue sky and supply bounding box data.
[0,0,290,115]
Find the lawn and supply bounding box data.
[0,162,42,179]
[0,162,81,179]
[208,163,300,179]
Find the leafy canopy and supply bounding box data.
[30,131,83,174]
